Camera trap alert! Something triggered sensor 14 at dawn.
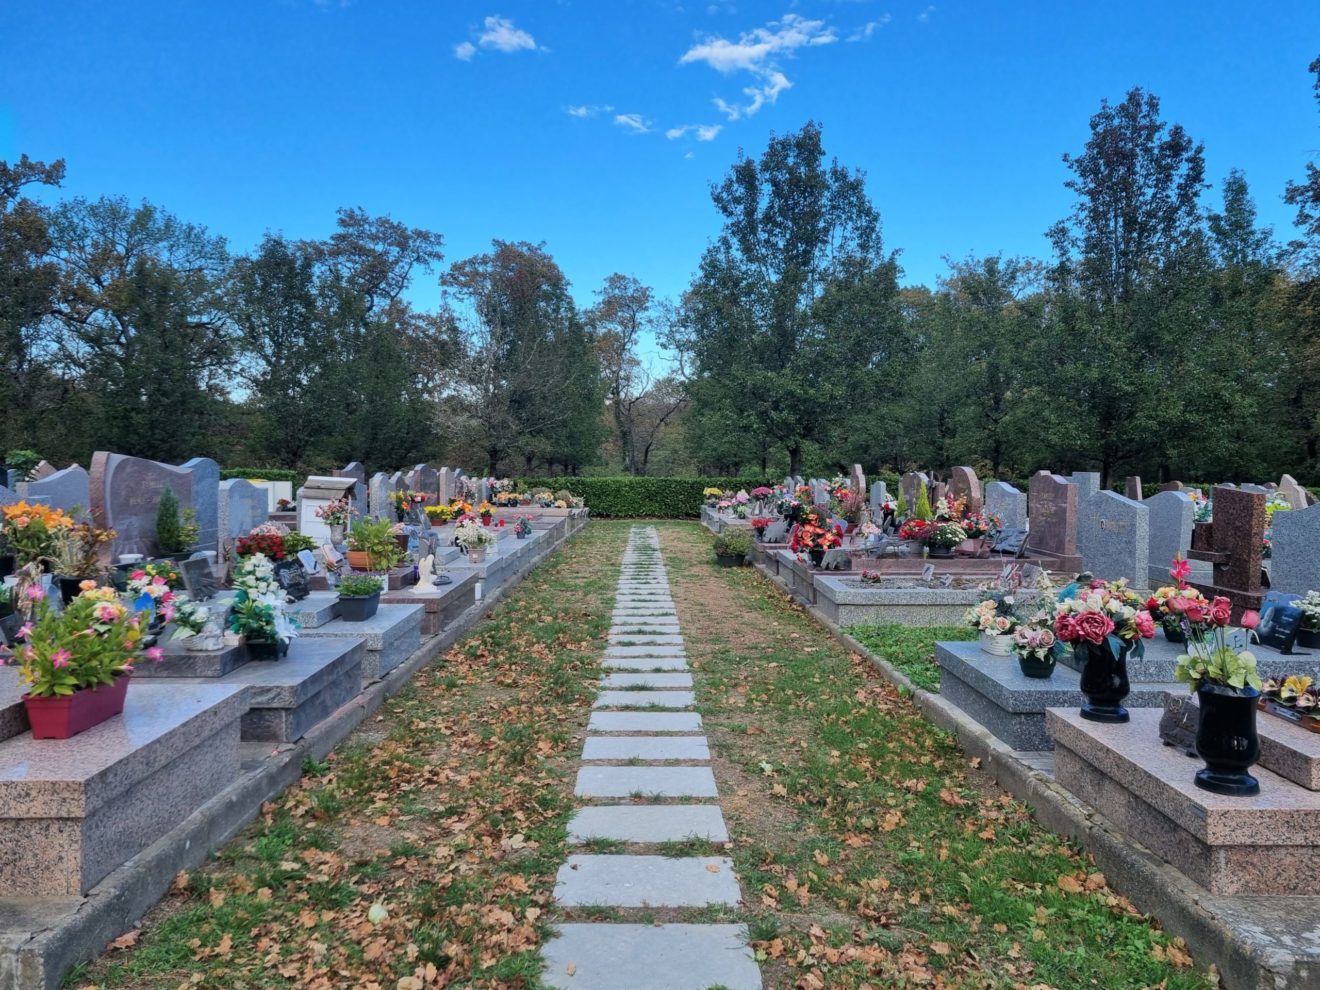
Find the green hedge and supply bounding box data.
[519,477,777,518]
[219,467,301,483]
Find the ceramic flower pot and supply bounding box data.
[928,546,953,558]
[245,638,290,661]
[1298,628,1320,650]
[1195,683,1261,796]
[56,575,91,606]
[467,548,487,564]
[346,550,373,571]
[1017,653,1056,679]
[808,548,826,568]
[24,675,130,739]
[1075,639,1132,723]
[338,591,381,622]
[328,524,345,544]
[979,632,1013,656]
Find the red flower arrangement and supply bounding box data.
[751,516,774,529]
[898,518,933,541]
[235,532,287,560]
[791,522,842,552]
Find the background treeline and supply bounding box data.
[4,63,1320,487]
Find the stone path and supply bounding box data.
[541,526,762,990]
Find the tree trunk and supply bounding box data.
[488,448,500,476]
[788,444,802,478]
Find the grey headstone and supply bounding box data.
[984,481,1026,530]
[899,471,928,510]
[406,463,439,501]
[1271,504,1320,595]
[1070,471,1101,502]
[762,520,789,542]
[89,452,195,561]
[180,457,220,554]
[1079,490,1149,583]
[368,473,391,520]
[18,465,90,513]
[437,467,453,503]
[476,478,490,505]
[0,484,17,507]
[1241,483,1268,494]
[869,481,890,513]
[219,479,268,539]
[1143,491,1193,586]
[1279,475,1309,510]
[334,462,368,518]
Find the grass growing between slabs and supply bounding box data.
[657,521,1215,990]
[71,523,628,990]
[845,624,977,693]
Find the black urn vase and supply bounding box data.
[1194,683,1261,796]
[1076,639,1132,723]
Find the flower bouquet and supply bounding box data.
[1054,578,1155,722]
[426,503,455,526]
[50,522,115,603]
[12,584,157,738]
[227,553,299,659]
[316,496,353,542]
[702,487,724,507]
[751,516,775,540]
[926,522,968,556]
[965,595,1021,655]
[897,518,933,543]
[2,501,74,569]
[1145,558,1207,644]
[1297,591,1320,649]
[389,489,428,520]
[792,518,842,567]
[1012,615,1059,678]
[235,531,287,561]
[514,515,533,539]
[959,511,1001,541]
[1260,675,1320,732]
[454,519,496,561]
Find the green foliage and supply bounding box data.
[337,574,383,598]
[895,487,907,518]
[155,488,184,554]
[712,529,753,557]
[282,532,317,554]
[346,518,403,570]
[220,467,300,483]
[521,476,775,518]
[3,449,42,478]
[914,481,933,521]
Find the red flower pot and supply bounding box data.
[24,675,131,739]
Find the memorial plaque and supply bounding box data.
[1256,592,1305,654]
[990,527,1028,557]
[273,559,311,602]
[179,557,221,601]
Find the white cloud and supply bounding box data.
[565,103,614,118]
[453,40,476,61]
[614,113,652,134]
[478,15,538,53]
[666,123,723,140]
[917,5,935,22]
[848,15,891,41]
[678,13,836,119]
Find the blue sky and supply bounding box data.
[4,1,1320,313]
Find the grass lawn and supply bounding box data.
[658,521,1213,990]
[844,623,977,692]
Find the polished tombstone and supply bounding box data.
[1189,485,1266,618]
[1077,490,1149,584]
[218,478,269,540]
[179,457,220,554]
[220,638,366,743]
[1125,476,1144,501]
[1143,490,1194,586]
[89,452,196,562]
[1023,472,1083,572]
[333,462,369,520]
[949,466,983,514]
[1269,503,1320,596]
[899,471,928,509]
[0,681,245,896]
[1049,708,1320,895]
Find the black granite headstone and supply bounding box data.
[273,560,311,602]
[1256,592,1306,654]
[179,557,221,601]
[990,527,1028,556]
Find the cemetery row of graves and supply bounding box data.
[702,465,1320,989]
[0,454,587,990]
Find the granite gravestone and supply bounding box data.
[1240,483,1269,494]
[179,556,221,601]
[869,481,890,514]
[810,480,830,507]
[1024,472,1083,571]
[19,464,89,513]
[438,467,453,503]
[1143,490,1193,586]
[850,464,866,500]
[368,473,391,520]
[1269,503,1320,595]
[180,457,220,554]
[29,460,57,481]
[1078,490,1149,583]
[0,484,17,507]
[334,462,369,519]
[273,560,311,602]
[1070,472,1101,503]
[218,479,268,539]
[89,452,196,562]
[1125,476,1144,501]
[1279,474,1309,510]
[763,520,790,543]
[899,472,928,510]
[949,466,983,514]
[1161,481,1185,493]
[406,464,439,504]
[297,476,359,543]
[1256,592,1305,653]
[984,481,1027,530]
[1189,485,1265,619]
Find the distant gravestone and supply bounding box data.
[899,472,928,510]
[1279,474,1309,510]
[335,462,369,519]
[1161,481,1185,493]
[763,520,789,543]
[1189,486,1266,619]
[1143,490,1193,586]
[1125,476,1143,502]
[20,464,90,513]
[869,480,889,511]
[1241,483,1269,494]
[180,457,220,554]
[438,467,453,503]
[297,476,359,543]
[1024,471,1083,571]
[949,466,982,514]
[89,452,195,562]
[368,473,391,520]
[476,478,490,505]
[1078,490,1149,583]
[29,460,57,481]
[389,471,408,498]
[0,484,18,507]
[984,481,1026,530]
[850,464,866,500]
[218,479,268,538]
[1270,503,1320,595]
[1070,472,1101,503]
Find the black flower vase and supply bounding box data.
[1194,683,1261,796]
[808,548,825,568]
[1077,639,1131,723]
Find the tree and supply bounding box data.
[44,196,234,462]
[1285,55,1320,269]
[677,122,901,477]
[0,155,66,455]
[441,241,603,474]
[588,274,685,475]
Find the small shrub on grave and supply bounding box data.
[338,573,384,598]
[713,529,753,558]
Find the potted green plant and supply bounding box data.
[713,529,753,567]
[13,584,156,738]
[1174,600,1263,796]
[282,531,318,556]
[227,553,299,660]
[346,518,404,572]
[925,522,968,558]
[50,522,116,605]
[337,573,384,622]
